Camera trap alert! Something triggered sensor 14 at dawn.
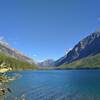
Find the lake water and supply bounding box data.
[5,70,100,100]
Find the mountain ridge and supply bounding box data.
[55,31,100,66]
[59,53,100,69]
[0,38,35,64]
[38,59,55,67]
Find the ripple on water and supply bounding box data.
[5,70,100,100]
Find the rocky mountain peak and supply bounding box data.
[55,31,100,66]
[38,59,55,67]
[0,37,35,64]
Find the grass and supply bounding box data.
[0,53,38,71]
[58,53,100,69]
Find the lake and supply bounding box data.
[5,70,100,100]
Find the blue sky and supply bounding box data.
[0,0,100,61]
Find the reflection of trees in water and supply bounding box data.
[0,73,25,100]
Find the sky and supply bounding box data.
[0,0,100,61]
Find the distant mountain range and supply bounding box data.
[0,31,100,70]
[55,31,100,66]
[38,59,54,67]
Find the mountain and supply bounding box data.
[0,38,34,64]
[38,59,55,67]
[0,53,38,70]
[0,38,38,70]
[55,31,100,66]
[59,53,100,69]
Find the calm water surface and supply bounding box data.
[6,70,100,100]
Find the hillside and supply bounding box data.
[0,53,38,71]
[55,31,100,66]
[0,39,35,64]
[59,53,100,69]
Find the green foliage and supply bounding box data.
[59,53,100,69]
[0,53,38,71]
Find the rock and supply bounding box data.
[55,31,100,66]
